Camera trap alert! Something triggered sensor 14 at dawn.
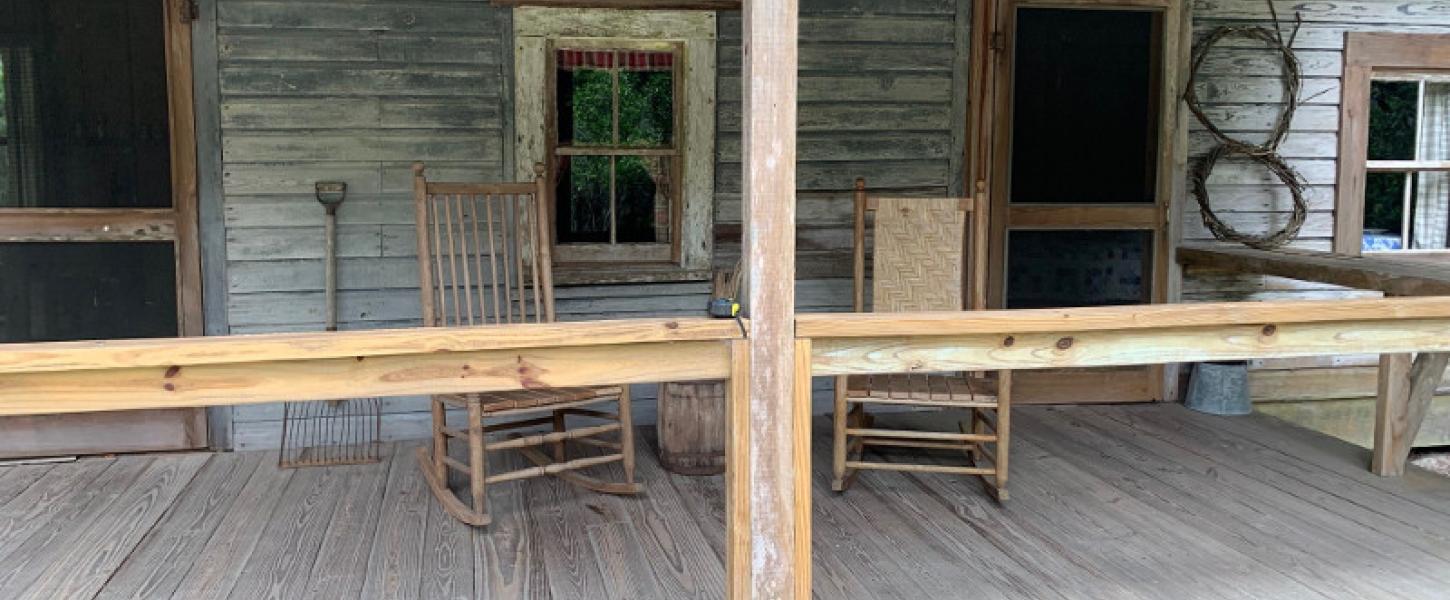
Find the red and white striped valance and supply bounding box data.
[557,49,674,71]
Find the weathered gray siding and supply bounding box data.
[217,0,512,449]
[1185,0,1450,303]
[715,0,967,313]
[214,0,964,449]
[1188,0,1450,447]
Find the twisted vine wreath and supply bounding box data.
[1183,7,1307,249]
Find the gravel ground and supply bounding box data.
[1412,453,1450,477]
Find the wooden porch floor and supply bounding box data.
[3,404,1450,600]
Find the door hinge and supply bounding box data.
[180,0,199,23]
[990,31,1006,52]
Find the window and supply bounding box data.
[551,46,680,262]
[1362,77,1450,251]
[513,7,715,282]
[1336,33,1450,255]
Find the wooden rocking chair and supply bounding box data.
[832,178,1012,501]
[412,162,640,527]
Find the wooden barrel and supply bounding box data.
[657,380,726,475]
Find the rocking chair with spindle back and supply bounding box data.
[412,162,640,527]
[833,178,1012,502]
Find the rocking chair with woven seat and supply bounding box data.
[412,162,640,527]
[832,178,1012,501]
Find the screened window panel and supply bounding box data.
[0,0,172,208]
[0,242,177,342]
[1007,230,1152,309]
[1011,8,1159,205]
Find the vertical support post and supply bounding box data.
[730,0,804,596]
[1374,352,1450,476]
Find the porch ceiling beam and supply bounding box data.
[731,0,805,596]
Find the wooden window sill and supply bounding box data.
[552,264,711,285]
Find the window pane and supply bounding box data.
[0,242,177,342]
[1364,171,1408,250]
[1007,230,1151,309]
[616,156,672,244]
[1011,8,1159,204]
[554,155,611,243]
[556,52,613,146]
[1,0,173,208]
[619,55,673,147]
[1412,171,1450,250]
[1368,80,1419,161]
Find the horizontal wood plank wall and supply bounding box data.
[1188,1,1450,447]
[217,0,515,449]
[715,0,963,311]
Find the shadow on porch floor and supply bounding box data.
[1,404,1449,599]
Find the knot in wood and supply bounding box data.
[1056,337,1074,350]
[1261,324,1277,336]
[1002,335,1015,347]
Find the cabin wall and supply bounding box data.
[210,0,966,450]
[215,0,513,449]
[1187,0,1450,447]
[715,0,966,313]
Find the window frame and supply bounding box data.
[547,39,684,264]
[1335,32,1450,256]
[513,7,716,284]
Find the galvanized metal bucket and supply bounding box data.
[1185,361,1252,416]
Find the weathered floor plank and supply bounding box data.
[0,406,1446,600]
[19,453,209,600]
[0,457,153,596]
[225,458,346,600]
[304,450,394,600]
[1022,407,1440,599]
[361,442,430,600]
[169,452,295,600]
[97,452,263,600]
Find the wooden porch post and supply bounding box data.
[727,0,806,596]
[1372,352,1450,476]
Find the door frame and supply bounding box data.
[0,0,206,452]
[969,0,1189,403]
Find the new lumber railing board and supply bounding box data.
[0,318,742,375]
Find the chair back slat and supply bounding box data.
[413,163,555,328]
[853,178,981,314]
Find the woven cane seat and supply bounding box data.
[845,373,998,405]
[439,386,622,413]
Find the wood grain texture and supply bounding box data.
[811,315,1450,375]
[0,318,741,375]
[738,0,804,593]
[1178,244,1450,296]
[3,408,1450,599]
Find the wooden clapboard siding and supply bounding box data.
[1186,3,1450,445]
[216,0,516,449]
[1184,3,1450,304]
[714,0,964,304]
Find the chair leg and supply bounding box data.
[468,398,489,518]
[618,385,636,485]
[430,397,448,484]
[552,409,567,462]
[418,397,491,527]
[990,371,1011,503]
[832,377,849,492]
